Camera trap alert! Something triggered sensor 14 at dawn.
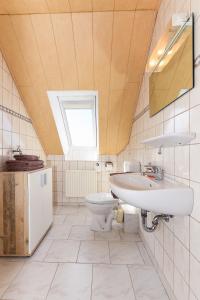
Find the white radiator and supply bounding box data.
[65,170,97,197]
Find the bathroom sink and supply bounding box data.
[110,173,193,216]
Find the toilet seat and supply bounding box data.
[86,193,117,205]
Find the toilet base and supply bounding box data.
[90,211,114,231]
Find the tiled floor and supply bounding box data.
[0,206,169,300]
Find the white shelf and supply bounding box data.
[141,132,196,148]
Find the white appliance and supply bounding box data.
[28,168,53,254]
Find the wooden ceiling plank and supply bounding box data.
[127,10,156,83]
[93,12,114,154]
[31,14,63,89]
[69,0,92,12]
[20,86,63,154]
[92,0,115,12]
[2,0,48,14]
[0,1,9,14]
[0,15,31,86]
[106,89,124,154]
[137,0,161,10]
[1,0,28,14]
[114,0,137,11]
[110,11,135,90]
[10,15,46,87]
[93,12,113,90]
[98,89,110,154]
[93,11,114,153]
[45,0,70,13]
[23,0,48,14]
[0,0,161,14]
[116,83,139,152]
[51,13,78,89]
[72,13,94,89]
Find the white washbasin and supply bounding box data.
[110,173,193,216]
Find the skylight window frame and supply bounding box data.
[60,97,97,150]
[48,90,99,160]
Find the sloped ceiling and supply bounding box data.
[0,0,160,155]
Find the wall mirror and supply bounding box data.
[149,15,194,117]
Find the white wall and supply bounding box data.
[0,51,46,170]
[118,1,200,299]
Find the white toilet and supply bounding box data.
[86,193,118,231]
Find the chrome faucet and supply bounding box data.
[142,163,164,180]
[12,145,22,155]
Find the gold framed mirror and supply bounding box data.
[149,15,194,117]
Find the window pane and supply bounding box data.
[65,108,95,147]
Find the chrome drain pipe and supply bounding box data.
[141,210,173,232]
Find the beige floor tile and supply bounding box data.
[94,231,121,241]
[119,231,141,242]
[137,242,153,266]
[45,240,80,262]
[85,215,93,226]
[69,226,94,241]
[109,242,144,265]
[78,206,92,216]
[47,263,92,300]
[53,215,66,225]
[78,241,109,264]
[28,239,53,262]
[0,261,24,297]
[55,206,79,215]
[2,262,57,300]
[0,204,167,300]
[92,264,135,300]
[129,265,169,300]
[46,224,71,239]
[64,214,86,226]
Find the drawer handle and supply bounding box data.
[41,174,47,187]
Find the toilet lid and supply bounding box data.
[86,193,117,204]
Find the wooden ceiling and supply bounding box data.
[0,0,160,155]
[0,1,161,14]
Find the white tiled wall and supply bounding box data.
[0,51,46,170]
[117,1,200,299]
[47,155,117,204]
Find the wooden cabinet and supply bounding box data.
[0,168,53,256]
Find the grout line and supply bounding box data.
[127,264,138,299]
[188,85,192,300]
[136,241,147,265]
[108,240,111,264]
[140,233,172,300]
[90,263,94,300]
[1,259,26,298]
[45,262,59,300]
[76,240,82,263]
[173,264,190,296]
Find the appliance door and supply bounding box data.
[28,168,52,254]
